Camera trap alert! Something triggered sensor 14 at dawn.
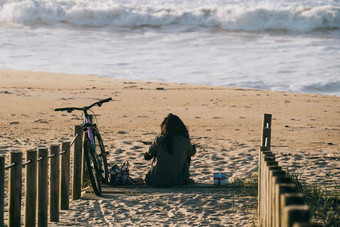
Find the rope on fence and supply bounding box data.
[5,155,59,169]
[48,153,56,158]
[70,133,79,147]
[4,162,16,170]
[22,159,32,166]
[4,149,67,169]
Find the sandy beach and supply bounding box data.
[0,69,339,226]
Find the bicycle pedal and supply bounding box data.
[99,152,109,156]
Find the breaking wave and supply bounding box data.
[1,0,340,33]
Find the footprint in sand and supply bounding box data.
[34,119,49,124]
[201,169,210,175]
[227,163,235,168]
[0,90,13,94]
[139,140,152,145]
[130,145,143,150]
[213,167,225,172]
[117,131,128,134]
[124,85,138,89]
[115,148,125,154]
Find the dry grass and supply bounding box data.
[287,171,340,226]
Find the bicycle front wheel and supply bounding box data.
[84,139,102,196]
[94,128,109,183]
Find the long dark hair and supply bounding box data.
[160,113,189,154]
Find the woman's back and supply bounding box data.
[145,135,196,187]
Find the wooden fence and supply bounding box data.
[0,125,84,227]
[0,114,327,226]
[258,114,321,227]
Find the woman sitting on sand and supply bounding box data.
[144,113,196,187]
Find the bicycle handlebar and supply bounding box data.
[88,97,112,109]
[55,98,112,113]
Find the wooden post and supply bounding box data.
[274,183,296,227]
[263,158,276,227]
[0,156,4,227]
[259,150,273,226]
[264,160,278,227]
[281,194,305,227]
[25,149,37,227]
[261,114,272,149]
[282,205,310,227]
[269,169,285,227]
[258,147,270,222]
[73,125,83,200]
[38,147,48,227]
[83,115,93,187]
[281,193,305,206]
[9,151,22,227]
[262,128,271,148]
[260,152,275,227]
[263,113,272,129]
[273,175,291,185]
[270,176,291,227]
[60,142,70,210]
[50,145,60,222]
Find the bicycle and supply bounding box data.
[55,98,112,196]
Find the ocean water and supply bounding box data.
[0,0,340,95]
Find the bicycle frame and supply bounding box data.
[69,111,96,146]
[85,114,95,145]
[83,109,99,163]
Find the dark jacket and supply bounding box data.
[145,135,196,187]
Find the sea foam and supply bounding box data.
[1,0,340,33]
[1,0,340,96]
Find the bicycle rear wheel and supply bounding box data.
[94,128,109,183]
[84,139,102,196]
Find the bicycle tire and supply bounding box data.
[84,138,102,196]
[94,128,109,183]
